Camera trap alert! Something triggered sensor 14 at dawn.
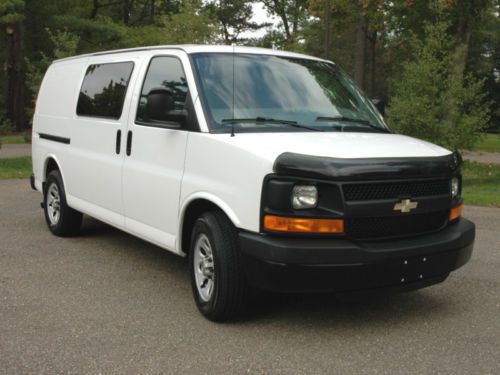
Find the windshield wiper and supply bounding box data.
[222,117,323,132]
[316,116,390,133]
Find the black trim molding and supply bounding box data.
[274,152,462,181]
[39,133,71,144]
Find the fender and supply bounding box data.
[177,192,241,254]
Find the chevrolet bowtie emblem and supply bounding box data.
[393,199,418,213]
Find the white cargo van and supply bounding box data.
[31,45,475,321]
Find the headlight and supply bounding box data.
[451,177,460,198]
[292,185,318,209]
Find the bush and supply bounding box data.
[387,22,491,151]
[0,118,14,136]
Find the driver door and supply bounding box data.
[122,54,191,251]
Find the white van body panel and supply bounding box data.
[32,45,453,258]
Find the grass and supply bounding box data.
[472,133,500,153]
[462,161,500,207]
[0,134,31,145]
[0,157,498,207]
[0,157,32,179]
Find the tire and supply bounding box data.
[189,211,248,321]
[43,170,82,237]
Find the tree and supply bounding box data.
[387,22,491,150]
[205,0,267,44]
[1,0,26,131]
[262,0,308,48]
[25,29,79,122]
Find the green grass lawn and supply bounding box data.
[0,134,31,144]
[472,133,500,153]
[0,157,32,179]
[462,161,500,207]
[1,156,498,207]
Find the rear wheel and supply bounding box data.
[44,170,82,236]
[189,211,248,321]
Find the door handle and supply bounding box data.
[126,130,132,156]
[116,130,121,154]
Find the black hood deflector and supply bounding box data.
[273,152,462,181]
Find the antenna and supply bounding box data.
[231,43,235,137]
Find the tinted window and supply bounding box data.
[136,56,188,124]
[77,62,134,119]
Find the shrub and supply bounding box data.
[387,22,491,150]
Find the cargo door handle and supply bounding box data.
[126,131,132,156]
[115,130,121,154]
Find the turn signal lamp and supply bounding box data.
[449,204,463,222]
[264,215,344,234]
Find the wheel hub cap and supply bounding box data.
[46,183,61,225]
[193,234,215,302]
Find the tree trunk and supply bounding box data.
[367,31,377,97]
[123,0,131,25]
[6,22,25,132]
[353,12,367,90]
[90,0,100,19]
[323,0,331,59]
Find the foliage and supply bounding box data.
[387,22,490,150]
[24,29,79,122]
[0,0,499,138]
[0,117,14,149]
[205,0,268,44]
[0,118,14,135]
[0,0,24,23]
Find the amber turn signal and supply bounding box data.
[264,215,344,233]
[449,204,463,222]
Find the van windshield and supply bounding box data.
[191,53,389,133]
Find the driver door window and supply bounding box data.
[136,56,188,126]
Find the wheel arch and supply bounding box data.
[178,193,241,256]
[42,154,67,191]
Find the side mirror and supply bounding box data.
[146,88,187,128]
[371,99,385,117]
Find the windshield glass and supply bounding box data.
[191,53,389,133]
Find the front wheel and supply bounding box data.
[44,170,82,237]
[189,211,248,321]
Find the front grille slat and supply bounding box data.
[343,180,450,201]
[346,211,449,239]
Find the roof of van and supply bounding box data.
[53,45,330,64]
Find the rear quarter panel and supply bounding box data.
[32,59,89,190]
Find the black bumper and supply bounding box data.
[239,218,475,293]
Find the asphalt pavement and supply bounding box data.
[1,179,499,374]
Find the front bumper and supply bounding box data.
[239,218,475,293]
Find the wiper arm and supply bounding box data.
[316,116,390,133]
[221,117,323,132]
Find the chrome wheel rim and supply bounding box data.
[193,233,215,302]
[46,183,61,225]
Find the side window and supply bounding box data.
[77,62,134,119]
[136,56,188,126]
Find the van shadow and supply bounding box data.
[242,287,457,329]
[78,216,189,282]
[78,217,458,328]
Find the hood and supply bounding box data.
[215,132,451,163]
